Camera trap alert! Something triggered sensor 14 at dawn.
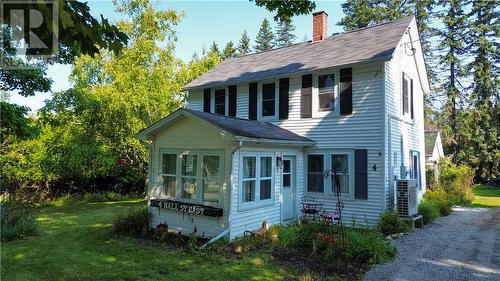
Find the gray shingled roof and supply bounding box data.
[185,16,414,90]
[138,108,314,144]
[425,130,439,156]
[186,109,313,143]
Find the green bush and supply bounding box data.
[112,207,149,237]
[438,160,474,205]
[418,199,440,224]
[377,211,410,236]
[1,200,38,241]
[424,189,453,216]
[344,229,397,265]
[51,194,83,207]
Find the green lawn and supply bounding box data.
[2,200,288,281]
[471,184,500,208]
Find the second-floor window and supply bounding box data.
[214,89,226,115]
[318,74,335,111]
[262,83,276,117]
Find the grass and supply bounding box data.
[470,184,500,208]
[1,200,288,281]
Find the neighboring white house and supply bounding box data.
[425,130,444,164]
[138,12,429,240]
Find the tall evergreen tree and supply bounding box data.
[222,41,236,59]
[435,0,467,156]
[338,0,410,31]
[462,0,500,178]
[254,18,275,52]
[237,30,251,55]
[275,20,297,47]
[209,41,220,56]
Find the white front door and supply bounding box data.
[281,156,295,222]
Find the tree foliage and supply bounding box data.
[275,20,297,47]
[222,41,236,59]
[251,0,316,23]
[237,30,251,56]
[1,0,221,197]
[254,18,275,52]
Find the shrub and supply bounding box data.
[438,160,474,205]
[377,211,409,236]
[424,189,453,216]
[112,207,149,237]
[418,199,439,224]
[50,194,83,207]
[1,199,38,241]
[344,229,397,265]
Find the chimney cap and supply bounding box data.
[312,11,328,16]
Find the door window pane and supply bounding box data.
[260,179,271,200]
[308,155,324,192]
[262,83,275,116]
[283,174,291,187]
[243,180,255,202]
[283,160,290,173]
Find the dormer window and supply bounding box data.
[262,82,276,117]
[318,74,335,111]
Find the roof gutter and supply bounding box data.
[234,136,315,146]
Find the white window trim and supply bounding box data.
[312,70,340,118]
[410,150,421,190]
[211,88,229,115]
[257,80,279,120]
[158,149,224,207]
[239,152,275,210]
[305,150,354,198]
[402,72,411,119]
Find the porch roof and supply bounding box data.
[137,108,315,146]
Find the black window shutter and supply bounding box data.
[279,78,289,120]
[301,74,312,118]
[340,68,352,115]
[228,85,237,117]
[410,79,414,119]
[203,88,211,112]
[354,149,368,200]
[249,82,258,120]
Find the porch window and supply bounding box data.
[262,83,276,117]
[318,74,335,111]
[332,154,349,195]
[307,155,324,192]
[181,155,198,200]
[202,155,221,202]
[160,150,223,205]
[241,154,274,206]
[162,154,177,197]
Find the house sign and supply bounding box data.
[150,199,223,217]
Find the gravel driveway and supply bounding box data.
[365,207,500,281]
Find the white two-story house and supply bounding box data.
[138,12,429,240]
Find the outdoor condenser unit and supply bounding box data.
[396,179,418,217]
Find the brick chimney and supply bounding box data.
[312,11,328,42]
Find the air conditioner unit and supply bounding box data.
[397,179,418,217]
